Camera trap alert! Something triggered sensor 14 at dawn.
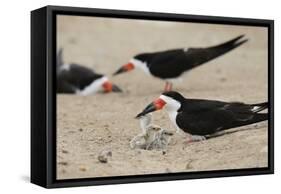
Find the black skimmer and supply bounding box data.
[136,91,268,142]
[113,35,248,91]
[57,49,122,95]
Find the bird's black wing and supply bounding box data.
[57,77,77,94]
[176,99,267,135]
[148,35,248,79]
[184,35,248,68]
[148,49,193,79]
[60,63,103,90]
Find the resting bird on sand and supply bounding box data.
[114,35,248,91]
[136,91,268,143]
[57,49,122,95]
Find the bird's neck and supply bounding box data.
[130,58,150,75]
[79,76,107,95]
[165,108,180,130]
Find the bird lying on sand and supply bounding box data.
[130,113,173,150]
[57,48,122,95]
[136,91,268,143]
[113,35,248,91]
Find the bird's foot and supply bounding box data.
[184,135,206,144]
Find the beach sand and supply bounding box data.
[56,15,268,179]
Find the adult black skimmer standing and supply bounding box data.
[136,91,268,142]
[113,35,248,91]
[57,49,122,95]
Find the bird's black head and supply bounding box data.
[113,53,152,76]
[93,75,123,93]
[135,91,184,118]
[134,53,153,63]
[161,91,186,103]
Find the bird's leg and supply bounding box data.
[164,82,169,91]
[185,134,206,144]
[164,82,173,92]
[168,82,173,91]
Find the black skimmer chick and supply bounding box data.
[136,91,268,142]
[130,113,173,150]
[113,35,248,91]
[57,49,122,95]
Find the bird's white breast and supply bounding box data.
[130,58,151,75]
[78,76,108,95]
[167,110,179,130]
[159,95,181,131]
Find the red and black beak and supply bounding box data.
[136,98,166,118]
[102,81,122,93]
[113,63,134,76]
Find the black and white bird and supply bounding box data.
[113,35,248,91]
[57,49,122,95]
[136,91,268,142]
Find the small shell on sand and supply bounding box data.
[98,150,112,163]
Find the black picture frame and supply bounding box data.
[31,5,274,188]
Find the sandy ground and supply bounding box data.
[56,15,268,179]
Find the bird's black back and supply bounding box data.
[59,63,103,91]
[176,99,267,135]
[135,35,248,79]
[136,49,189,78]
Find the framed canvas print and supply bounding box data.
[31,5,274,188]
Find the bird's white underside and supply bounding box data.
[60,64,71,71]
[130,58,150,75]
[57,63,70,75]
[78,76,108,96]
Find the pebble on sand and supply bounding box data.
[62,149,69,154]
[98,150,112,163]
[58,161,68,166]
[79,167,87,172]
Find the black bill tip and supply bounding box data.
[135,112,145,119]
[113,67,124,76]
[135,102,157,119]
[112,84,123,92]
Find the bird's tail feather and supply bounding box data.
[186,35,249,70]
[208,34,248,55]
[241,113,268,126]
[251,102,268,113]
[223,113,268,131]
